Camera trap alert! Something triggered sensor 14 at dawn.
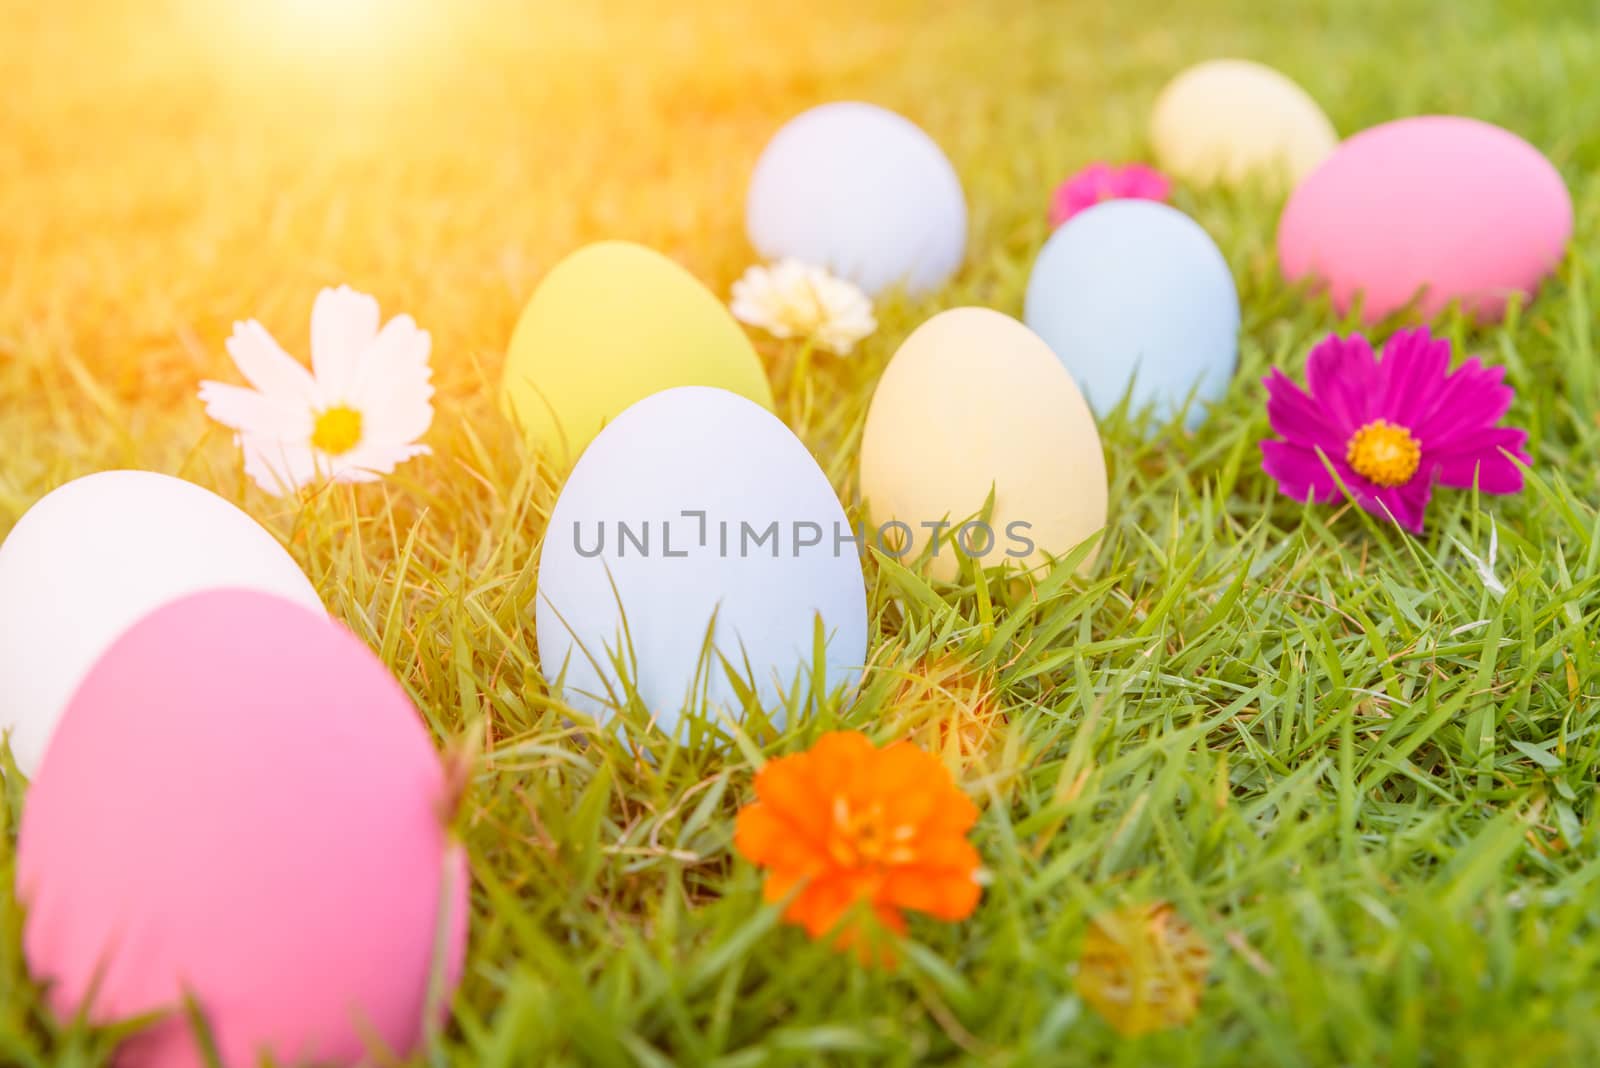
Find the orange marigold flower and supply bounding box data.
[1076,901,1212,1037]
[734,730,983,954]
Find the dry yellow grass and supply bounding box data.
[0,0,922,500]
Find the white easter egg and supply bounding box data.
[0,471,323,776]
[1023,200,1240,431]
[535,387,869,736]
[746,102,967,297]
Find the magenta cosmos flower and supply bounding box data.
[1261,328,1529,533]
[1049,162,1171,227]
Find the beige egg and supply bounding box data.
[1151,59,1337,189]
[859,308,1108,581]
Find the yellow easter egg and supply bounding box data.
[859,307,1108,581]
[501,241,775,466]
[1150,59,1337,189]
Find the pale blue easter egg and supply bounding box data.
[746,102,967,297]
[1023,200,1240,430]
[536,387,869,739]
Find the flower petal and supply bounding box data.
[310,286,382,396]
[198,381,311,440]
[1050,163,1171,226]
[731,267,783,333]
[1362,480,1432,534]
[1125,164,1172,200]
[238,433,319,498]
[1261,440,1341,504]
[1413,357,1517,449]
[225,321,316,402]
[332,441,431,483]
[1430,427,1529,493]
[731,261,874,352]
[786,873,866,938]
[736,804,827,877]
[882,861,982,920]
[328,466,382,485]
[1376,328,1452,428]
[1264,367,1347,447]
[1305,333,1381,430]
[343,314,435,447]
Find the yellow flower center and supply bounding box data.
[311,405,363,456]
[1345,419,1421,488]
[829,797,916,868]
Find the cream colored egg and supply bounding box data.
[500,241,774,469]
[1151,59,1337,189]
[859,308,1108,581]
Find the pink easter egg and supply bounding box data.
[16,589,469,1068]
[1278,115,1571,323]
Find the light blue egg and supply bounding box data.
[746,102,967,297]
[1023,200,1240,431]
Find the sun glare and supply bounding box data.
[275,0,392,36]
[210,0,442,68]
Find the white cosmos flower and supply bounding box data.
[199,286,434,497]
[730,259,876,355]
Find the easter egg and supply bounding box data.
[746,102,967,296]
[859,308,1108,582]
[1023,200,1240,429]
[1150,59,1337,188]
[16,589,468,1068]
[501,241,774,467]
[535,386,868,736]
[1278,115,1572,323]
[0,470,323,778]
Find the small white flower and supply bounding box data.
[199,286,434,497]
[730,259,876,355]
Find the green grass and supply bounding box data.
[4,0,1600,1064]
